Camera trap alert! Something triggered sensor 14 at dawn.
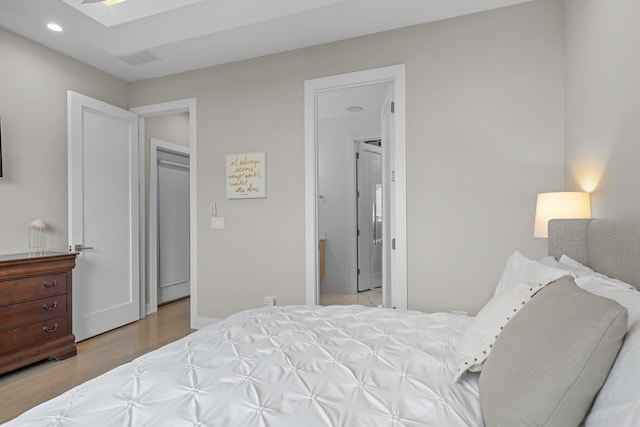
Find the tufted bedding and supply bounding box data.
[4,305,483,426]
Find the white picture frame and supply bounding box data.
[225,152,266,199]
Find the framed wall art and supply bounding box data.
[225,152,266,199]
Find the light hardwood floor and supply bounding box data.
[0,297,191,424]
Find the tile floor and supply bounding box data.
[320,287,382,307]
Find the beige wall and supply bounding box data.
[130,52,308,318]
[0,28,128,254]
[129,0,565,318]
[372,0,564,313]
[145,114,190,148]
[565,0,640,217]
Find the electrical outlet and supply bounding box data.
[264,296,276,306]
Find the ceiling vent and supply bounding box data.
[118,50,160,66]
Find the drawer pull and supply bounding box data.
[42,279,58,288]
[43,323,59,333]
[13,328,19,334]
[42,301,58,311]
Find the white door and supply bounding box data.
[68,91,140,341]
[157,149,190,304]
[357,141,383,292]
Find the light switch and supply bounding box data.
[210,216,225,229]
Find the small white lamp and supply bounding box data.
[27,219,47,256]
[533,192,591,238]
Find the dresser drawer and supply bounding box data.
[0,273,67,305]
[0,296,68,329]
[0,315,68,356]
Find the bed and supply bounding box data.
[3,218,640,427]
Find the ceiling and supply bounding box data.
[0,0,532,82]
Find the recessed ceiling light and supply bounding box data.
[346,106,363,113]
[47,23,63,32]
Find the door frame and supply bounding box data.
[304,64,407,309]
[129,98,201,328]
[148,137,190,314]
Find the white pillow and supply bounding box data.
[576,276,640,328]
[559,255,640,426]
[539,254,598,278]
[454,280,555,381]
[494,251,573,295]
[558,254,609,279]
[543,253,640,326]
[585,320,640,427]
[560,254,636,291]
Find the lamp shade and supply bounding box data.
[534,192,591,238]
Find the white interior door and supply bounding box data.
[357,141,382,292]
[157,149,190,304]
[68,91,140,342]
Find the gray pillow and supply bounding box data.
[479,275,627,427]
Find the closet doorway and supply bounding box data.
[151,139,190,305]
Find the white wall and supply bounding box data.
[129,0,565,318]
[318,113,380,294]
[0,28,128,254]
[565,0,640,217]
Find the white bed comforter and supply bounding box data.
[4,305,483,427]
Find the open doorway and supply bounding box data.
[305,65,407,309]
[130,99,199,326]
[150,138,190,307]
[316,84,388,307]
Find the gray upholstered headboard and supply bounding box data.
[548,218,640,290]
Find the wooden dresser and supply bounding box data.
[0,252,77,375]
